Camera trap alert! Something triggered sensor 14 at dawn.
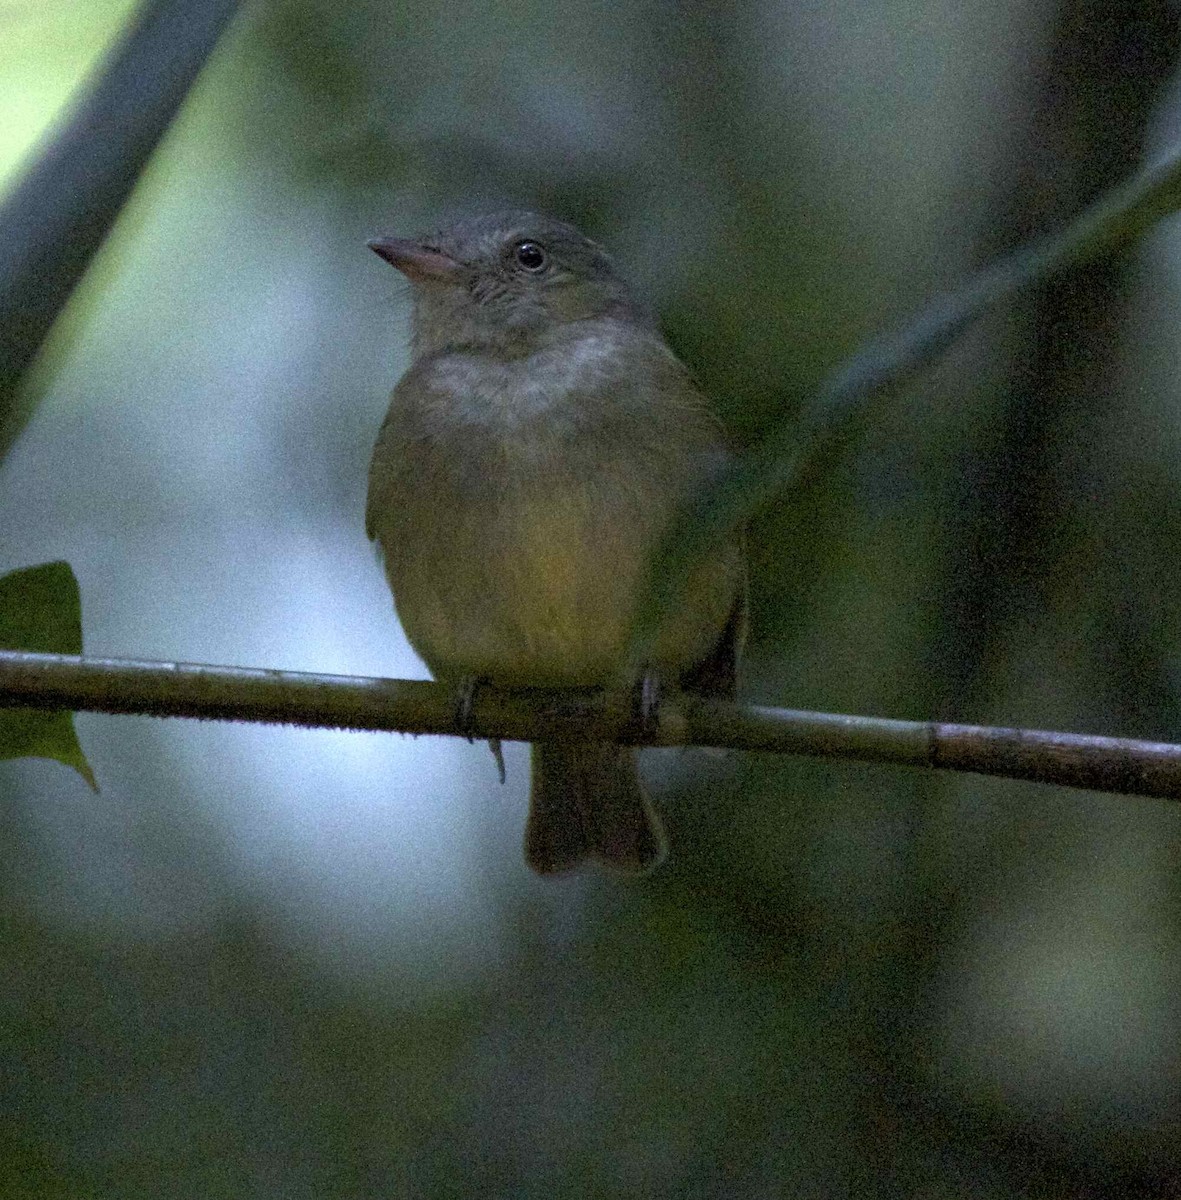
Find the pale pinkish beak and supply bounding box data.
[367,236,461,283]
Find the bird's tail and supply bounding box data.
[526,743,666,875]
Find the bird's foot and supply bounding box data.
[452,676,485,742]
[453,677,507,782]
[488,738,506,785]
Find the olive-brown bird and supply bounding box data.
[366,211,744,875]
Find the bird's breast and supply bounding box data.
[379,449,664,685]
[367,335,732,686]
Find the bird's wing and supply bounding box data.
[679,549,748,701]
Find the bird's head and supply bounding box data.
[368,210,647,358]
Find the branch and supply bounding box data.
[1,649,1179,802]
[628,145,1181,670]
[0,0,245,452]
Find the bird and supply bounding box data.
[365,210,745,875]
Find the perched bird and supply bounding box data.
[366,211,745,875]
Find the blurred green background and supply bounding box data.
[3,0,1181,1195]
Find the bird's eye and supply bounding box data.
[513,241,547,271]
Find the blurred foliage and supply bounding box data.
[632,139,1181,673]
[0,562,95,787]
[3,0,1181,1196]
[0,0,243,455]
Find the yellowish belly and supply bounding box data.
[386,497,736,687]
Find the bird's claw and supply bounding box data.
[488,737,506,784]
[453,676,483,742]
[454,679,507,782]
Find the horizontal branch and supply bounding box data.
[2,649,1180,802]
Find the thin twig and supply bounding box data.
[1,649,1179,801]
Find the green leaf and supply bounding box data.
[628,146,1181,672]
[0,561,96,789]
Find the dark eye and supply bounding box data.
[513,241,547,271]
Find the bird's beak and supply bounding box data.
[367,236,461,283]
